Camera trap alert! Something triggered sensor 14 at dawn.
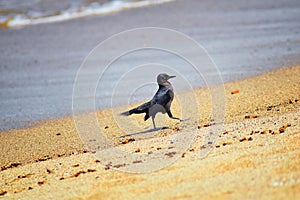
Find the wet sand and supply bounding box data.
[0,66,299,199]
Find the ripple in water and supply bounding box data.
[0,0,174,28]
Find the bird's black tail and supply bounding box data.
[120,108,136,116]
[121,101,151,116]
[121,111,130,116]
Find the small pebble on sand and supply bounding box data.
[231,89,240,94]
[0,190,7,196]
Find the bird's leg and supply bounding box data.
[171,116,181,120]
[167,111,184,121]
[151,116,157,130]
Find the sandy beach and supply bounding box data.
[1,0,300,199]
[0,65,299,199]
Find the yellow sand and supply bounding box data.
[0,66,299,199]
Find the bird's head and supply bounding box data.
[157,73,176,85]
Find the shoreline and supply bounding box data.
[1,62,298,129]
[0,62,297,133]
[1,65,299,167]
[0,65,299,199]
[0,0,176,28]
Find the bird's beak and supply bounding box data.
[168,75,176,79]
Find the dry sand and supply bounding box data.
[0,66,299,199]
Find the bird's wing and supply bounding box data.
[122,86,172,116]
[125,101,152,115]
[150,86,171,108]
[134,101,151,112]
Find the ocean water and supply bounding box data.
[0,0,174,27]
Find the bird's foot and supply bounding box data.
[171,117,190,122]
[178,118,190,122]
[152,126,168,131]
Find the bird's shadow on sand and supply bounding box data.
[120,126,169,138]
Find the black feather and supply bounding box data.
[121,111,130,116]
[121,85,172,120]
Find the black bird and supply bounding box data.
[121,73,182,129]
